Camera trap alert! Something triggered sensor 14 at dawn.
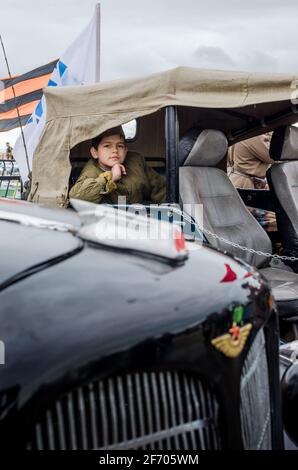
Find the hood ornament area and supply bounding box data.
[211,305,253,358]
[72,200,188,262]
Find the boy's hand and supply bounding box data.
[111,164,126,182]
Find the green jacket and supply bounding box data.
[69,152,166,204]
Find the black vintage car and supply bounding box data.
[0,196,290,450]
[2,66,298,450]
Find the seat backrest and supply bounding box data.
[179,129,272,267]
[69,158,86,189]
[267,126,298,267]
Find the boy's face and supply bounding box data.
[91,134,127,168]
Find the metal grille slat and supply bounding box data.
[159,372,171,449]
[166,371,180,450]
[174,371,189,450]
[77,387,88,449]
[56,401,66,450]
[117,376,128,444]
[150,372,163,450]
[143,373,155,450]
[126,374,137,441]
[35,423,44,450]
[209,392,220,450]
[99,381,109,448]
[98,417,213,450]
[240,329,272,450]
[183,375,197,449]
[67,392,77,450]
[199,378,215,449]
[46,410,55,450]
[134,373,146,449]
[108,379,118,445]
[88,382,99,449]
[190,378,206,449]
[27,370,220,450]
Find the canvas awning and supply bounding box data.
[31,66,298,206]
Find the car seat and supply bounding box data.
[179,128,298,318]
[267,125,298,274]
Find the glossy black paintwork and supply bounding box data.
[0,221,81,284]
[0,198,81,285]
[0,241,269,385]
[0,197,80,226]
[0,201,279,449]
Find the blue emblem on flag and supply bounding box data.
[58,61,67,78]
[35,100,43,118]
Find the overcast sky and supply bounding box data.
[1,0,298,146]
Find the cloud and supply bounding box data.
[192,46,235,69]
[240,51,277,73]
[1,0,298,146]
[1,0,298,80]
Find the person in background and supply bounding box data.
[227,133,276,233]
[5,142,13,161]
[69,126,166,204]
[228,133,273,189]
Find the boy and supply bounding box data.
[69,127,166,204]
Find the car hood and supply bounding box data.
[0,198,81,286]
[0,199,270,406]
[0,240,268,398]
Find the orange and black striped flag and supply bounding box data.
[0,59,58,131]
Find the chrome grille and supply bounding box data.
[26,371,220,450]
[240,329,272,449]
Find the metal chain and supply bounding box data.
[178,210,298,262]
[200,225,298,261]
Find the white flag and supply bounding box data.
[14,3,100,183]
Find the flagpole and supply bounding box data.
[0,35,31,178]
[95,3,101,82]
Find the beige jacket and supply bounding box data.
[228,133,274,189]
